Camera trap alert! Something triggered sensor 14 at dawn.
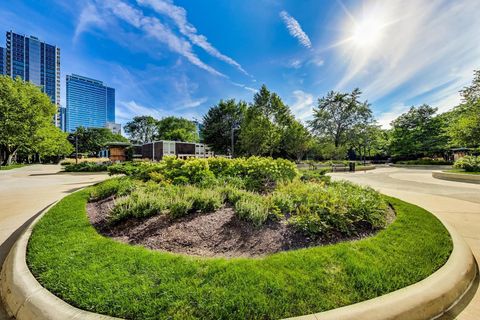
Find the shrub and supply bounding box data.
[60,157,110,166]
[300,169,331,183]
[234,192,271,226]
[187,187,224,213]
[454,155,480,172]
[110,190,167,223]
[396,158,452,165]
[272,181,388,236]
[64,162,109,172]
[90,177,136,200]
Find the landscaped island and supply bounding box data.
[27,157,452,319]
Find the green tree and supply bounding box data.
[35,126,73,159]
[309,88,373,148]
[202,99,246,155]
[283,120,314,161]
[156,116,199,142]
[0,76,58,165]
[124,116,158,144]
[70,127,128,155]
[389,104,448,157]
[239,85,292,156]
[447,70,480,147]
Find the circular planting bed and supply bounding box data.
[25,158,453,320]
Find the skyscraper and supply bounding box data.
[5,31,61,127]
[66,74,116,132]
[0,47,5,75]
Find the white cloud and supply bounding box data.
[231,81,258,93]
[176,97,208,110]
[73,2,104,43]
[289,59,302,69]
[290,90,315,120]
[376,103,410,129]
[138,0,249,76]
[117,100,163,122]
[75,0,225,77]
[279,10,312,48]
[334,0,480,114]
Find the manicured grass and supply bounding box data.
[0,163,27,170]
[27,190,452,320]
[445,169,480,175]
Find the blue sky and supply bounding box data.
[1,0,480,128]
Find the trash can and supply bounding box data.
[349,162,356,172]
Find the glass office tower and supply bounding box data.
[5,31,61,128]
[0,47,5,75]
[66,74,116,132]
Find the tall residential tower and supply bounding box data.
[5,31,62,127]
[66,74,116,132]
[0,47,5,75]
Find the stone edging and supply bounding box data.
[1,201,477,320]
[390,164,453,169]
[433,171,480,185]
[0,202,120,320]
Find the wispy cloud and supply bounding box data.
[75,0,225,77]
[117,100,163,122]
[334,0,480,114]
[231,81,258,93]
[138,0,249,76]
[290,90,315,120]
[279,10,312,48]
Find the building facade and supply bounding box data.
[5,31,61,127]
[66,74,116,132]
[142,141,214,161]
[105,122,121,135]
[0,47,5,75]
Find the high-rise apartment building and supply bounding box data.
[0,47,5,75]
[5,31,61,127]
[66,74,116,132]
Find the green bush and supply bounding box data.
[64,162,109,172]
[109,157,299,192]
[272,181,388,236]
[234,192,271,226]
[396,158,452,165]
[110,190,168,223]
[454,155,480,172]
[300,169,331,183]
[90,177,136,200]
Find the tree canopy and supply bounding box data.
[70,127,129,155]
[156,116,199,142]
[124,116,158,144]
[202,99,246,155]
[309,88,373,148]
[0,76,71,165]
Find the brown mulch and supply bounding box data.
[87,197,395,258]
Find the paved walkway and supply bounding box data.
[331,166,480,320]
[0,165,108,320]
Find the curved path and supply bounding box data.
[0,165,108,320]
[331,166,480,319]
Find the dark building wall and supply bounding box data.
[142,142,164,160]
[175,142,195,155]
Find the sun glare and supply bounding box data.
[351,17,384,47]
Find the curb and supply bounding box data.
[390,164,453,170]
[432,171,480,185]
[0,202,120,320]
[1,201,477,320]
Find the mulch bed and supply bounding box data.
[87,197,395,258]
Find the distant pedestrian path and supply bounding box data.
[331,167,480,320]
[0,165,108,320]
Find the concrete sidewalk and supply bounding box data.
[0,165,108,319]
[331,167,480,319]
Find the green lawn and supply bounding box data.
[0,163,27,170]
[27,189,452,320]
[445,169,480,175]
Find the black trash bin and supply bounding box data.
[349,162,356,172]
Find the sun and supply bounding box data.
[351,16,385,47]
